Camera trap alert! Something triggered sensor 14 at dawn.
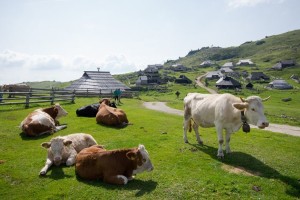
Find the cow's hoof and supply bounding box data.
[39,171,46,176]
[226,150,232,154]
[217,152,224,159]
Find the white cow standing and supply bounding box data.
[183,93,269,158]
[39,133,97,176]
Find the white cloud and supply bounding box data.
[101,55,140,74]
[226,0,285,8]
[0,50,140,84]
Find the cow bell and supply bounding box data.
[242,122,250,133]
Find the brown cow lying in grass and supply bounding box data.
[75,144,154,185]
[20,104,68,137]
[39,133,97,176]
[96,98,129,127]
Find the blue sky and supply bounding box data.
[0,0,300,84]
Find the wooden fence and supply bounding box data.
[0,88,136,108]
[0,88,75,108]
[68,88,136,98]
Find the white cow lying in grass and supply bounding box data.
[39,133,97,176]
[183,93,269,158]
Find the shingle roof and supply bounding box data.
[268,79,293,89]
[216,76,241,87]
[248,72,270,80]
[65,71,130,91]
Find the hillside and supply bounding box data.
[166,29,300,68]
[24,80,73,89]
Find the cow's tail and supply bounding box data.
[188,119,193,132]
[118,122,133,128]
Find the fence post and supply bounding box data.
[25,94,30,108]
[86,89,88,97]
[0,89,2,103]
[71,91,75,103]
[50,88,54,105]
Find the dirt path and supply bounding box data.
[143,101,300,137]
[196,73,218,94]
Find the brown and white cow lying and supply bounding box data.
[96,98,129,127]
[20,104,68,137]
[40,133,97,176]
[183,93,269,158]
[75,144,154,185]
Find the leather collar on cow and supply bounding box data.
[241,111,250,133]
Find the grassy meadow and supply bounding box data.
[0,97,300,199]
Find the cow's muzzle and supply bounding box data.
[258,122,269,129]
[54,157,62,166]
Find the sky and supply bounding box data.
[0,0,300,84]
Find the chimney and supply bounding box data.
[97,67,100,72]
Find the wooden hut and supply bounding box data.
[246,82,253,89]
[268,80,293,90]
[64,70,130,93]
[216,76,241,89]
[247,72,270,81]
[175,75,192,84]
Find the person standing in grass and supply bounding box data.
[175,91,180,99]
[113,89,118,102]
[114,88,122,104]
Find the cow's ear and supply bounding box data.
[41,142,51,149]
[233,102,248,110]
[63,140,72,146]
[126,151,137,160]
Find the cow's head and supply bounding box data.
[99,98,111,105]
[54,104,68,119]
[127,144,154,174]
[233,96,270,129]
[41,137,72,166]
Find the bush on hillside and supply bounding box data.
[256,40,266,45]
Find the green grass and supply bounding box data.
[0,97,300,199]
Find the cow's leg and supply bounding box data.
[183,119,190,143]
[225,129,232,154]
[216,125,224,158]
[193,122,203,145]
[66,155,76,166]
[40,158,53,176]
[183,105,191,143]
[103,174,128,185]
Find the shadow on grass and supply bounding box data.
[189,143,300,197]
[96,122,131,130]
[76,176,157,197]
[39,165,73,180]
[19,132,52,140]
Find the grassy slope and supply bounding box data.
[0,98,299,199]
[174,29,300,67]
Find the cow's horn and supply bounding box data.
[240,97,247,102]
[262,96,270,102]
